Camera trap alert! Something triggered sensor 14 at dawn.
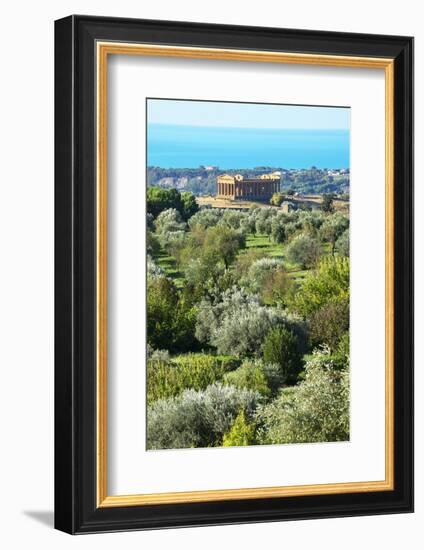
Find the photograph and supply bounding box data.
[146,98,351,451]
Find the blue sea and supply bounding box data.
[147,124,349,169]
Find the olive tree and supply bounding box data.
[286,233,321,269]
[195,288,307,357]
[256,348,349,444]
[147,383,260,449]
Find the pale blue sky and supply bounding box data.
[147,99,350,130]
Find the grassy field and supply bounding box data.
[155,250,185,288]
[153,232,334,287]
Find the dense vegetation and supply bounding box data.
[147,166,350,197]
[146,187,350,449]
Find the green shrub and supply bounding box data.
[256,348,349,445]
[336,228,349,257]
[262,327,303,384]
[223,359,287,397]
[319,213,349,255]
[147,187,183,219]
[224,360,271,397]
[291,257,350,317]
[147,383,261,449]
[309,296,349,351]
[147,354,229,404]
[181,191,199,221]
[335,331,350,361]
[147,276,198,353]
[261,362,288,394]
[244,258,285,294]
[270,192,286,207]
[222,411,257,447]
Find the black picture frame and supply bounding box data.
[55,14,414,534]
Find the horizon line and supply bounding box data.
[148,122,350,132]
[147,166,350,170]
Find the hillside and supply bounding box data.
[147,166,349,197]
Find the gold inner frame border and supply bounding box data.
[96,42,395,508]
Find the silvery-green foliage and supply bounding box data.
[254,207,276,235]
[159,228,186,251]
[284,221,299,240]
[270,214,287,243]
[261,362,288,394]
[211,305,280,356]
[286,232,320,268]
[256,348,349,444]
[146,212,155,230]
[146,383,260,449]
[202,383,259,436]
[240,214,257,236]
[244,257,285,293]
[336,228,350,257]
[154,208,186,235]
[195,287,307,356]
[319,213,349,253]
[147,255,164,279]
[184,257,225,290]
[219,210,246,230]
[188,208,224,229]
[298,210,325,236]
[147,347,170,363]
[195,287,258,344]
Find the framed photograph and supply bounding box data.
[54,15,413,534]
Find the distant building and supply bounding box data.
[216,172,280,201]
